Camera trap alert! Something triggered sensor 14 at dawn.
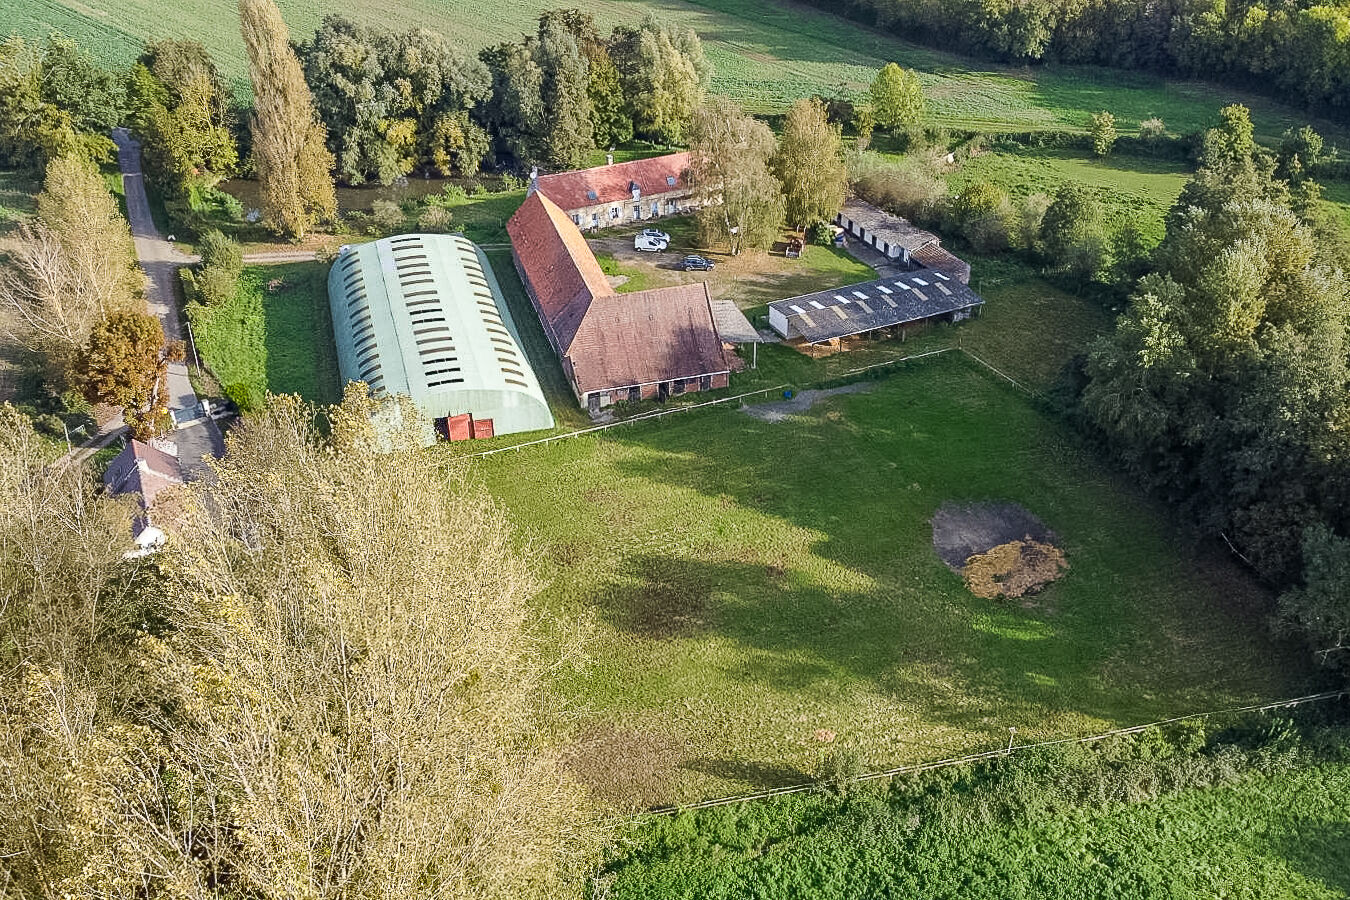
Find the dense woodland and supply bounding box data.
[815,0,1350,120]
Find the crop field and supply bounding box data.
[188,261,340,407]
[7,0,1346,141]
[468,352,1315,805]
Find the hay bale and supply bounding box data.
[962,536,1068,599]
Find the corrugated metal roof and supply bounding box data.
[327,234,554,440]
[768,271,984,343]
[709,297,761,343]
[839,200,939,252]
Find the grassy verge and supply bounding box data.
[599,718,1350,898]
[187,261,339,407]
[471,352,1314,805]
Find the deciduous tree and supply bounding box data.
[240,0,336,238]
[610,15,708,145]
[1,154,140,381]
[689,95,784,255]
[1089,110,1117,157]
[869,63,924,133]
[141,387,602,897]
[772,97,846,231]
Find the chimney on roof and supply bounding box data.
[606,152,614,166]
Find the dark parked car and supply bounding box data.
[681,255,715,271]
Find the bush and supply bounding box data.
[371,199,405,233]
[807,220,835,246]
[33,413,65,438]
[417,205,455,232]
[198,229,242,272]
[440,183,468,204]
[224,381,264,413]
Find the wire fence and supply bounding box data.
[646,688,1348,815]
[453,346,964,461]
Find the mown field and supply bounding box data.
[187,261,340,407]
[7,0,1347,141]
[602,754,1350,897]
[468,351,1315,805]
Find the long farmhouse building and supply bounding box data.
[508,190,737,410]
[532,152,695,230]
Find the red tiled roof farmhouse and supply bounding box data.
[506,185,730,403]
[534,152,692,211]
[506,191,614,351]
[568,284,728,396]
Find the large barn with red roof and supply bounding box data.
[507,190,734,411]
[532,152,695,230]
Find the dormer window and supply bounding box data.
[630,180,641,200]
[586,189,598,202]
[666,175,677,187]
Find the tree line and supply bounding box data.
[804,0,1350,121]
[0,3,710,239]
[1078,104,1350,678]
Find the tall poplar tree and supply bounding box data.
[239,0,335,238]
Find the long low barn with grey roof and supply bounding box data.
[768,269,984,344]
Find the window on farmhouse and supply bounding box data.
[633,204,641,219]
[651,201,659,216]
[573,214,581,225]
[666,200,676,213]
[610,207,620,220]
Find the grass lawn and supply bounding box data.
[947,148,1192,243]
[8,0,1346,142]
[188,261,340,406]
[468,352,1316,805]
[604,760,1350,897]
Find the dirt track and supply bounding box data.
[738,382,874,422]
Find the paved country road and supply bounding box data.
[111,128,223,474]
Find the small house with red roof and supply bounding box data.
[532,152,695,230]
[507,190,732,411]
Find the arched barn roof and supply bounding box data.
[327,234,554,440]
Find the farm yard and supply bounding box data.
[470,352,1317,805]
[8,0,1349,141]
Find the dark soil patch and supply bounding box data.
[561,725,688,810]
[600,556,712,638]
[931,500,1058,570]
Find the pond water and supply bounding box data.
[219,174,511,216]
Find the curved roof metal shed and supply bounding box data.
[328,234,554,441]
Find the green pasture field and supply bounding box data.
[188,261,340,406]
[603,758,1350,897]
[467,352,1315,805]
[947,148,1192,243]
[7,0,1346,141]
